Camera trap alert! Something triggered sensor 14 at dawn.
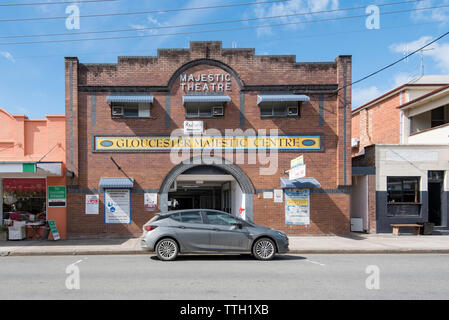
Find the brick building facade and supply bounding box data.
[65,41,352,238]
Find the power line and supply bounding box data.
[338,30,449,92]
[0,0,291,22]
[0,0,116,6]
[8,20,440,61]
[0,0,424,39]
[0,3,446,46]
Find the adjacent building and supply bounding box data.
[65,41,352,238]
[351,75,449,233]
[0,108,67,239]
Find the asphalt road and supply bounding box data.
[0,254,448,300]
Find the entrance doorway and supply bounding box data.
[428,171,444,226]
[167,165,239,216]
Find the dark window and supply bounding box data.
[387,177,420,203]
[431,106,446,128]
[185,103,223,118]
[204,211,238,226]
[180,211,203,224]
[259,102,300,118]
[123,106,139,117]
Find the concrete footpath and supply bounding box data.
[2,233,449,256]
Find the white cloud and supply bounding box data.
[352,86,381,109]
[252,0,339,37]
[0,51,15,63]
[390,36,449,73]
[411,0,449,25]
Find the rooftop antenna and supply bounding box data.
[419,48,434,76]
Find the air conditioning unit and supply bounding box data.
[351,138,360,148]
[112,106,124,116]
[287,106,299,116]
[212,106,224,117]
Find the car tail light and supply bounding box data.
[144,225,157,231]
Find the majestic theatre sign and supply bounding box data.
[180,73,232,92]
[93,136,321,152]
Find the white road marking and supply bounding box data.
[305,259,325,266]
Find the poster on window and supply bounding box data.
[285,189,310,225]
[144,193,157,212]
[85,194,99,215]
[104,189,130,224]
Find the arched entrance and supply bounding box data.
[159,156,255,221]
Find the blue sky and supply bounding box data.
[0,0,448,118]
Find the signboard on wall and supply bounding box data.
[285,189,310,225]
[104,189,131,224]
[274,189,283,203]
[85,195,99,215]
[144,193,158,212]
[184,121,204,134]
[94,135,321,152]
[289,164,306,180]
[48,186,66,207]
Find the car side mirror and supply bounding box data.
[233,223,243,229]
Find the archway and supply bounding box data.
[159,156,255,221]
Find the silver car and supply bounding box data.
[140,209,289,261]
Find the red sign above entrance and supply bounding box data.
[3,178,46,192]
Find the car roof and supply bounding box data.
[159,209,228,216]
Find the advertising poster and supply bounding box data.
[105,189,131,224]
[85,195,99,215]
[144,193,158,212]
[285,189,310,225]
[274,189,283,203]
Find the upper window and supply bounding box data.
[259,102,300,118]
[203,211,238,226]
[431,106,446,128]
[111,103,150,118]
[387,177,420,203]
[185,103,224,118]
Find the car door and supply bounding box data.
[171,211,210,252]
[202,210,251,252]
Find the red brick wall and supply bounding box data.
[352,93,401,155]
[65,41,352,238]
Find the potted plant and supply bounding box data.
[0,226,8,241]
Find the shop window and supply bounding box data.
[387,177,421,217]
[387,177,420,203]
[259,102,300,118]
[2,179,47,223]
[185,103,224,118]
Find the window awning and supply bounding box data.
[183,95,231,104]
[99,178,134,189]
[280,177,321,188]
[106,95,154,103]
[257,94,310,104]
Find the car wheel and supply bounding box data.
[252,238,276,261]
[155,238,179,261]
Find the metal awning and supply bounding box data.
[257,94,310,104]
[106,95,154,103]
[0,161,62,177]
[99,177,134,189]
[183,95,231,104]
[280,177,321,188]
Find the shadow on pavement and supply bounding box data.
[150,254,306,262]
